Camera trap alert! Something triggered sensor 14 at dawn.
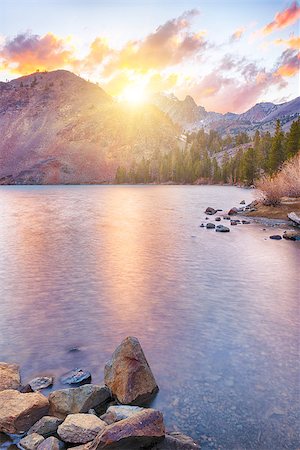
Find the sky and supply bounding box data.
[0,0,299,113]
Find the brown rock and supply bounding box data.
[87,408,165,449]
[0,389,49,434]
[0,362,20,391]
[283,230,300,240]
[28,416,63,437]
[19,433,45,450]
[104,337,158,405]
[152,431,200,449]
[58,414,106,444]
[100,405,143,425]
[37,436,65,450]
[49,385,110,419]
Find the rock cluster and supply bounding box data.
[0,337,199,450]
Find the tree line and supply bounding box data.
[115,119,300,185]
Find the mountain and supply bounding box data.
[152,93,300,135]
[0,70,179,184]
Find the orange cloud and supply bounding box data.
[82,37,112,70]
[262,1,300,35]
[0,32,76,74]
[230,27,245,42]
[276,48,300,77]
[275,36,300,49]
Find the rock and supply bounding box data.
[242,220,250,224]
[228,207,238,215]
[104,336,158,405]
[19,433,45,450]
[199,224,204,228]
[269,235,282,240]
[287,212,300,226]
[60,369,91,386]
[49,384,110,419]
[0,390,49,434]
[215,217,221,222]
[28,416,63,438]
[204,207,216,215]
[223,215,230,220]
[37,437,65,450]
[100,405,144,425]
[87,408,164,450]
[88,409,97,416]
[215,225,230,233]
[20,384,34,393]
[230,221,238,226]
[240,200,246,204]
[206,223,215,229]
[152,432,199,449]
[29,377,54,391]
[57,413,106,444]
[0,362,20,391]
[283,230,300,240]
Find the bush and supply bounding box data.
[257,152,300,205]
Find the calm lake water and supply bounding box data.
[0,185,299,450]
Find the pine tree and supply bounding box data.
[269,120,284,173]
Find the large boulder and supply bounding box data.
[104,337,158,405]
[28,416,63,437]
[0,390,49,434]
[87,408,164,449]
[101,405,144,425]
[0,362,20,391]
[152,432,200,449]
[37,437,65,450]
[49,385,110,419]
[19,433,45,450]
[58,413,106,444]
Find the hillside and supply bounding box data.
[0,70,179,184]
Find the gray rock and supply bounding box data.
[204,207,216,215]
[37,437,65,450]
[87,408,165,449]
[58,413,106,444]
[29,377,54,391]
[152,431,199,449]
[269,235,282,240]
[287,212,300,226]
[104,336,158,405]
[0,362,20,391]
[242,220,250,224]
[240,200,246,204]
[206,223,215,229]
[223,215,231,220]
[283,230,300,240]
[101,405,144,425]
[28,416,63,438]
[60,369,91,386]
[49,384,111,419]
[20,384,34,393]
[199,224,204,228]
[0,390,49,434]
[215,217,221,221]
[19,433,45,450]
[216,225,230,233]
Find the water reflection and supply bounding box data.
[0,185,299,450]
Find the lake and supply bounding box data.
[0,185,299,450]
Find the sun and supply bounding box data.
[118,84,148,105]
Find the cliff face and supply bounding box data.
[0,70,179,183]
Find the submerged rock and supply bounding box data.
[206,223,215,229]
[28,416,63,438]
[29,377,54,391]
[87,409,164,450]
[37,437,65,450]
[242,220,250,225]
[49,384,111,419]
[204,207,216,215]
[0,362,20,391]
[216,225,230,233]
[57,413,106,444]
[104,336,158,405]
[0,389,49,434]
[269,235,282,240]
[101,405,144,425]
[60,369,91,386]
[215,217,221,222]
[19,433,45,450]
[152,431,200,449]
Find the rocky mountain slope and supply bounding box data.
[152,93,300,135]
[0,71,179,184]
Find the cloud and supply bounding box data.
[230,27,245,42]
[103,10,206,75]
[262,1,300,35]
[275,35,300,49]
[0,32,76,73]
[275,48,300,76]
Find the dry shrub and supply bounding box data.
[257,152,300,205]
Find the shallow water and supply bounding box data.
[0,185,299,450]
